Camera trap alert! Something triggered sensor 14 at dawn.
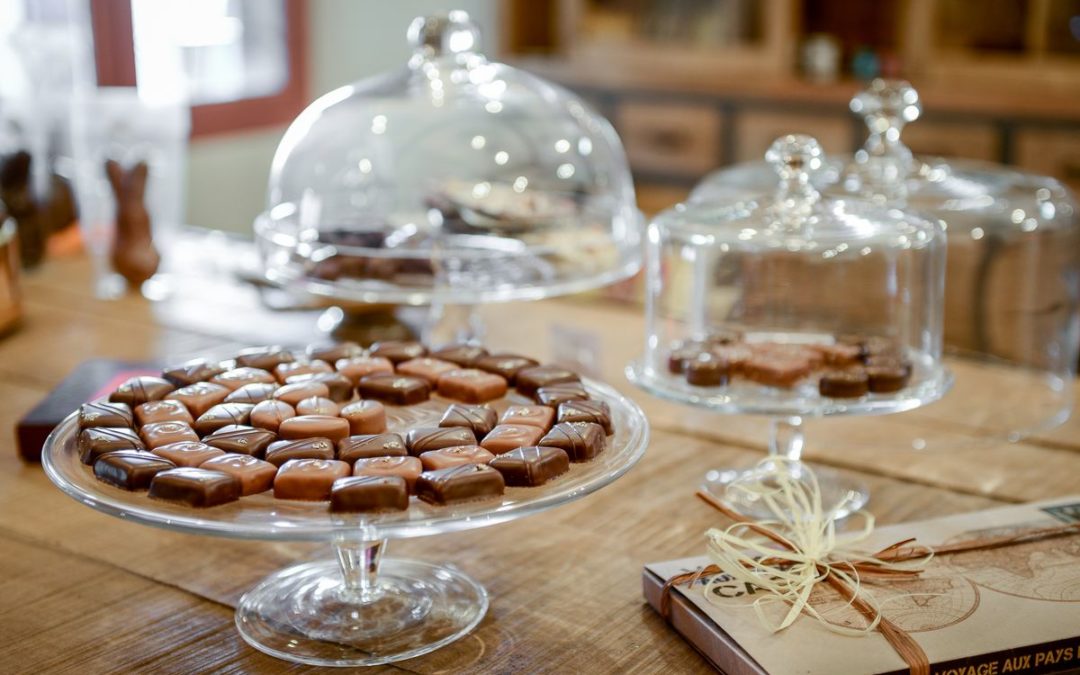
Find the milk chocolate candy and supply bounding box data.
[480,424,545,455]
[235,345,295,371]
[419,445,495,470]
[535,381,590,408]
[279,415,350,442]
[370,340,427,364]
[353,456,423,492]
[274,359,332,384]
[499,405,555,431]
[194,403,254,435]
[667,345,701,374]
[199,454,277,496]
[79,427,145,464]
[751,342,824,368]
[273,380,331,406]
[79,401,133,429]
[397,357,459,384]
[356,374,430,405]
[334,356,394,385]
[709,344,753,373]
[338,433,407,463]
[514,365,579,397]
[94,451,175,490]
[295,396,341,417]
[305,341,361,363]
[415,464,505,505]
[250,399,296,433]
[867,363,912,393]
[489,446,570,487]
[152,440,225,467]
[211,367,276,391]
[149,467,241,507]
[224,382,277,404]
[474,353,538,382]
[285,371,354,403]
[274,458,350,500]
[439,404,498,438]
[742,357,811,388]
[557,400,613,435]
[109,376,175,407]
[430,344,487,367]
[863,336,903,359]
[339,400,387,435]
[685,353,729,387]
[819,369,869,398]
[162,358,228,387]
[203,425,277,457]
[166,382,230,417]
[265,437,336,466]
[815,343,863,366]
[406,427,477,456]
[330,475,410,513]
[436,369,508,403]
[140,421,199,449]
[539,421,606,462]
[135,399,194,427]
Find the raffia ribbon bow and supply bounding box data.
[661,459,1080,675]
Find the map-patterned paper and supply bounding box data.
[645,497,1080,675]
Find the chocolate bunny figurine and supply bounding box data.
[105,159,160,287]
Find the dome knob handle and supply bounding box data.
[408,11,482,59]
[766,134,824,211]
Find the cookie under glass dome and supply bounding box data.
[255,11,641,319]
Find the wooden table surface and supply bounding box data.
[3,241,1079,674]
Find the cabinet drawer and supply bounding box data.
[1015,129,1080,193]
[899,121,999,162]
[617,101,722,177]
[734,110,851,163]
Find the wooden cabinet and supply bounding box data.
[1015,129,1080,194]
[617,101,723,177]
[733,110,852,163]
[900,120,1000,162]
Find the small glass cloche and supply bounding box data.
[256,11,641,305]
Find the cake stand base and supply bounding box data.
[236,557,488,667]
[702,461,869,521]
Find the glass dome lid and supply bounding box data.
[256,10,642,304]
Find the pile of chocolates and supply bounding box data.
[75,341,614,513]
[667,332,913,398]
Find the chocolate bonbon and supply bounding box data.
[273,381,331,406]
[489,446,570,487]
[685,353,729,387]
[79,401,133,429]
[334,356,394,384]
[279,415,350,442]
[149,467,241,507]
[419,445,495,470]
[539,422,606,462]
[369,340,427,364]
[94,451,175,490]
[330,475,409,513]
[199,454,277,495]
[110,376,175,407]
[436,368,508,403]
[273,458,350,500]
[415,464,505,505]
[295,396,341,417]
[439,404,497,438]
[397,357,459,384]
[162,358,227,387]
[556,400,613,435]
[250,399,296,433]
[79,427,145,465]
[514,365,579,398]
[430,344,487,367]
[535,381,589,408]
[499,405,554,431]
[135,400,194,427]
[202,425,277,457]
[140,421,199,449]
[356,374,430,405]
[305,341,361,363]
[474,353,538,381]
[337,433,407,463]
[406,427,477,455]
[286,371,354,403]
[235,346,295,371]
[274,359,332,384]
[480,424,544,455]
[194,403,254,435]
[152,441,225,467]
[353,456,423,492]
[819,369,870,398]
[867,362,912,393]
[211,367,276,391]
[265,437,336,466]
[224,382,277,404]
[339,400,387,435]
[166,382,230,417]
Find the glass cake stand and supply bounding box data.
[41,378,648,667]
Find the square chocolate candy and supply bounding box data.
[249,400,296,433]
[94,451,175,490]
[337,433,407,463]
[353,456,423,493]
[109,376,175,407]
[406,427,477,456]
[79,401,133,429]
[265,437,336,467]
[369,340,427,364]
[161,358,228,388]
[273,381,330,406]
[330,475,410,513]
[396,357,459,385]
[211,367,276,391]
[436,369,508,403]
[200,454,278,495]
[489,446,570,487]
[286,371,354,403]
[166,382,231,417]
[202,424,277,457]
[235,345,295,371]
[430,344,487,367]
[194,403,255,436]
[535,381,589,408]
[438,404,497,438]
[556,400,613,435]
[356,374,431,406]
[148,467,242,507]
[151,441,225,467]
[135,399,194,427]
[140,421,199,449]
[538,422,606,462]
[479,424,545,455]
[273,458,351,500]
[278,415,350,443]
[223,382,278,405]
[79,427,145,465]
[418,445,495,471]
[334,356,394,385]
[498,405,555,431]
[514,366,579,398]
[415,464,505,505]
[473,353,538,382]
[305,341,362,364]
[273,359,333,385]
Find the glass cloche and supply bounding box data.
[628,134,951,517]
[691,80,1079,441]
[255,11,642,310]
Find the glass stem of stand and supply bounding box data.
[334,538,386,603]
[424,303,483,345]
[769,416,804,462]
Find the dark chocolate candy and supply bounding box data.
[436,368,508,403]
[419,445,495,470]
[109,376,175,407]
[223,382,277,404]
[235,345,295,371]
[194,403,254,435]
[819,369,869,398]
[134,399,194,427]
[330,475,409,513]
[337,433,407,463]
[79,401,133,429]
[535,381,590,408]
[867,363,911,393]
[430,344,488,367]
[151,441,225,467]
[667,345,701,374]
[439,404,498,438]
[79,427,145,465]
[556,400,613,435]
[165,382,230,417]
[94,450,175,490]
[369,340,427,364]
[538,421,606,462]
[473,353,538,382]
[161,358,228,387]
[202,424,277,457]
[305,341,362,364]
[273,458,351,500]
[356,374,431,405]
[685,353,729,387]
[406,427,477,456]
[415,463,505,505]
[265,437,337,467]
[488,446,570,487]
[285,371,354,403]
[513,365,579,397]
[148,467,241,507]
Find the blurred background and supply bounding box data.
[2,0,1077,239]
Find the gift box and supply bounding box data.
[644,497,1080,675]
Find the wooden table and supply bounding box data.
[3,243,1079,674]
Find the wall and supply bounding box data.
[185,0,496,234]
